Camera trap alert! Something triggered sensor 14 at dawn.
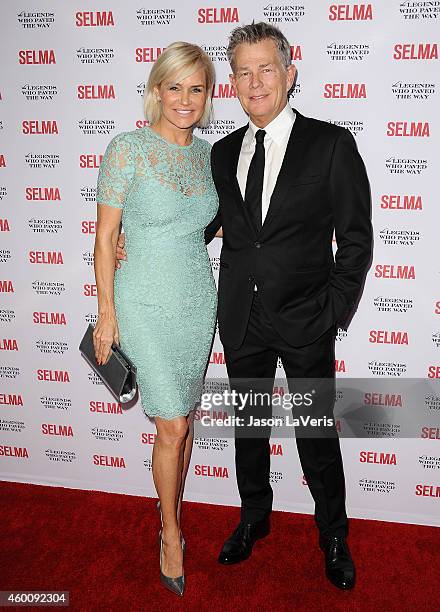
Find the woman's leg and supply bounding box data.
[152,415,188,578]
[176,410,195,529]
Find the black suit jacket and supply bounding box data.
[205,109,373,350]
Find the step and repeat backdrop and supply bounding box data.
[0,1,439,527]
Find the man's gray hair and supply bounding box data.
[227,22,291,72]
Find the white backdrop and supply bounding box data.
[0,1,439,527]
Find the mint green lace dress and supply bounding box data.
[96,127,218,419]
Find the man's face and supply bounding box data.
[230,38,296,128]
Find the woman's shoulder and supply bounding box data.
[105,129,137,150]
[104,129,148,160]
[110,126,151,144]
[192,133,212,151]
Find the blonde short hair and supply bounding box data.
[144,41,215,128]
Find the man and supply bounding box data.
[204,22,372,591]
[117,22,372,591]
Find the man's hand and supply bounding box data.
[115,232,127,269]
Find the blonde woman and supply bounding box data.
[93,42,218,596]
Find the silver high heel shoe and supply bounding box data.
[159,529,185,597]
[157,500,185,551]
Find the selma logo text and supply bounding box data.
[369,330,409,345]
[75,11,114,27]
[194,464,229,477]
[26,187,61,201]
[93,454,126,468]
[393,43,438,60]
[89,401,123,414]
[212,84,236,98]
[364,393,402,407]
[324,83,366,98]
[19,49,56,64]
[380,194,422,210]
[374,265,415,279]
[77,85,115,99]
[33,312,66,325]
[387,122,430,137]
[37,369,70,383]
[22,121,58,135]
[360,452,397,465]
[329,4,373,20]
[197,7,239,23]
[41,423,73,437]
[29,251,63,264]
[135,48,164,62]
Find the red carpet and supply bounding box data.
[0,481,438,611]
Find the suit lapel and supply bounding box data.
[259,109,309,236]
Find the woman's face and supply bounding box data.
[155,66,208,130]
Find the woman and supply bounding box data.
[93,42,218,597]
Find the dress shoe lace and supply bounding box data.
[328,537,347,554]
[233,522,253,540]
[232,522,244,536]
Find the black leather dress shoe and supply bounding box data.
[218,518,270,564]
[319,535,356,590]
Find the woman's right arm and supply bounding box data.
[93,133,135,364]
[93,206,122,365]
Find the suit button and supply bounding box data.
[248,276,253,282]
[254,241,261,248]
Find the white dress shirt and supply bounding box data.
[237,104,296,224]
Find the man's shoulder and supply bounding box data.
[302,113,348,139]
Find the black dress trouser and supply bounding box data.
[223,291,348,539]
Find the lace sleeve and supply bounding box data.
[96,133,135,209]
